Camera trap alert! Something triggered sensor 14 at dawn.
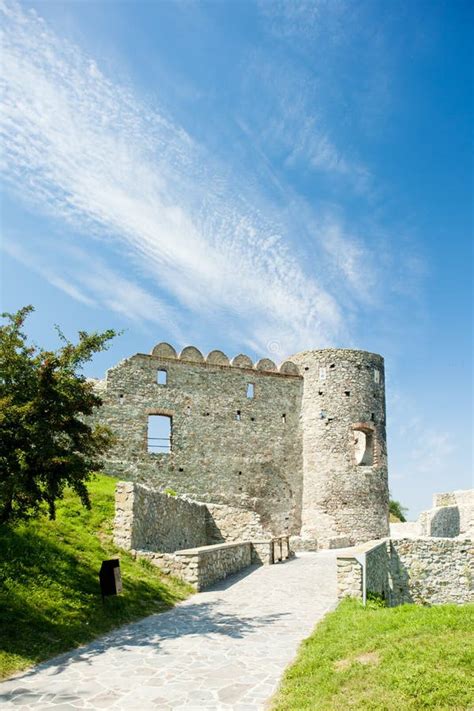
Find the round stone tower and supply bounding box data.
[290,349,389,548]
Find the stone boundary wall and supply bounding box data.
[337,537,474,606]
[389,538,473,605]
[114,481,208,552]
[135,542,252,590]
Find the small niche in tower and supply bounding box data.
[282,413,286,424]
[318,390,324,396]
[235,410,241,421]
[118,393,124,405]
[319,367,326,380]
[329,363,336,370]
[344,391,350,397]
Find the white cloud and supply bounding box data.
[0,0,389,358]
[3,239,183,338]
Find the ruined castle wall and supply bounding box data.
[97,346,303,537]
[290,349,389,547]
[204,502,268,543]
[114,481,208,552]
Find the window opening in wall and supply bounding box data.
[282,413,286,424]
[118,394,124,405]
[318,390,324,395]
[235,410,241,421]
[250,416,255,421]
[374,368,380,384]
[147,414,172,453]
[353,428,374,466]
[345,391,350,397]
[320,410,326,419]
[319,367,326,380]
[157,369,167,385]
[329,363,335,369]
[178,467,184,472]
[186,406,191,416]
[246,383,254,399]
[304,366,310,371]
[371,413,375,422]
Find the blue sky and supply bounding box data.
[1,0,472,517]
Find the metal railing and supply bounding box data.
[147,436,171,453]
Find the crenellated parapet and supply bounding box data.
[147,342,301,376]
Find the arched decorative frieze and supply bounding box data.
[231,354,254,369]
[279,360,300,375]
[206,350,230,365]
[179,346,204,363]
[150,342,177,358]
[256,358,277,372]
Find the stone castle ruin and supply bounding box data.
[92,342,472,602]
[93,344,389,549]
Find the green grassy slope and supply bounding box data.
[0,474,192,679]
[272,597,474,710]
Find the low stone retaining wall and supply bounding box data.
[337,537,473,606]
[135,541,252,590]
[389,537,473,605]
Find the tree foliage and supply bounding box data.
[389,498,408,522]
[0,306,117,524]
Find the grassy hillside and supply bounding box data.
[0,474,192,680]
[272,597,474,710]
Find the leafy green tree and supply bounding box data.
[389,498,408,522]
[0,306,117,524]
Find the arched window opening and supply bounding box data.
[353,428,374,466]
[246,383,254,399]
[147,414,172,453]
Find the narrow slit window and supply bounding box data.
[374,368,380,384]
[147,414,171,453]
[157,369,167,385]
[235,410,241,421]
[282,413,286,424]
[319,367,326,380]
[246,383,254,399]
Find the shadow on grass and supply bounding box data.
[0,524,185,675]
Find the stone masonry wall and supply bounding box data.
[114,481,208,552]
[96,343,303,537]
[337,538,474,606]
[389,538,473,605]
[390,489,474,539]
[135,542,252,591]
[205,502,268,543]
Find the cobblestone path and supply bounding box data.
[0,552,339,710]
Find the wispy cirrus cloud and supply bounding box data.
[0,0,387,357]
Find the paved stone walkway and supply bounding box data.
[0,552,340,710]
